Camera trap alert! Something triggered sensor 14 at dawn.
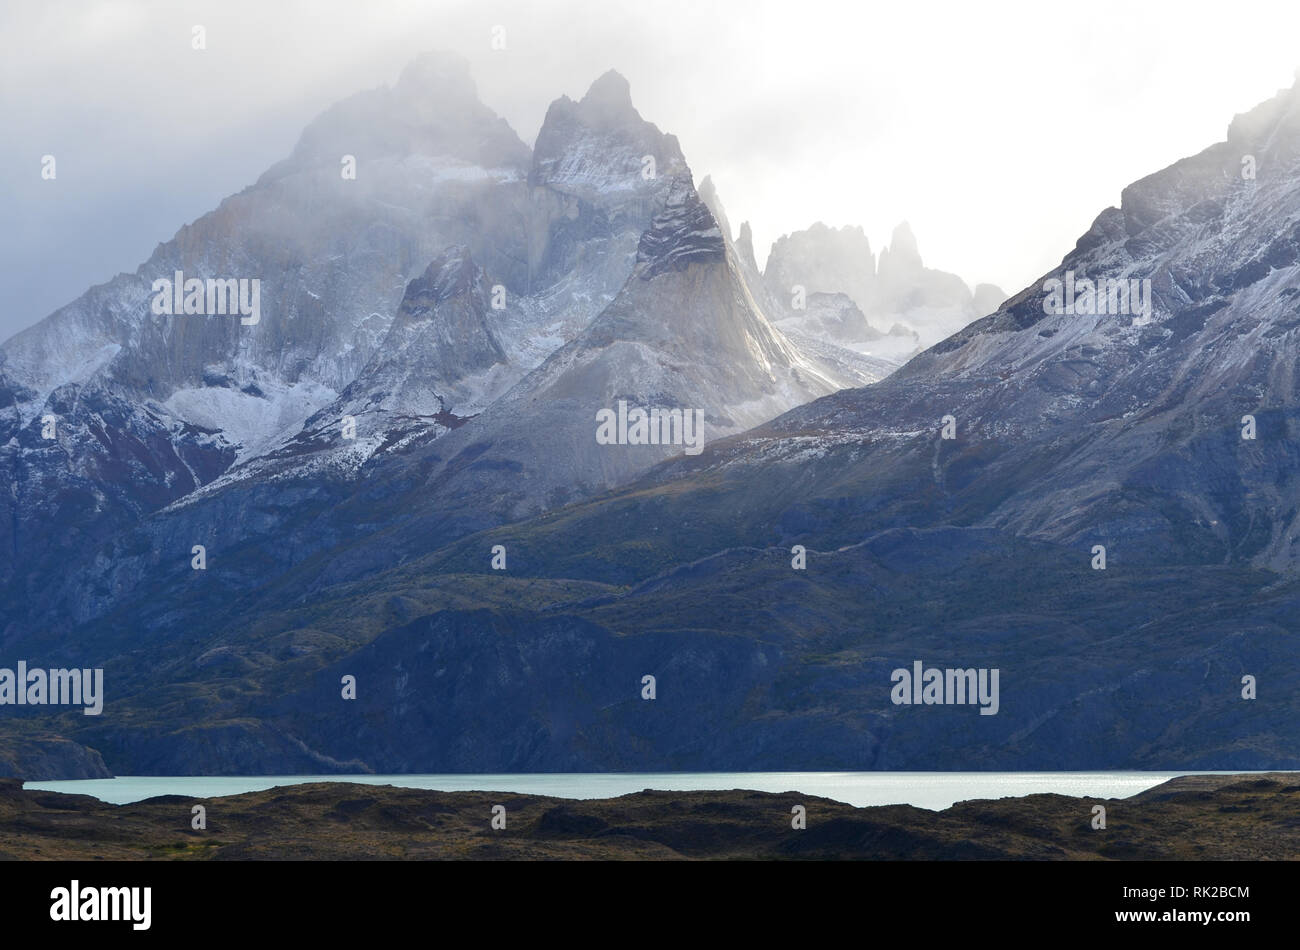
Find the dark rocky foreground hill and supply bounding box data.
[1,773,1297,860]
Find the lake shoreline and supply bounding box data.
[4,772,1298,860]
[26,769,1258,808]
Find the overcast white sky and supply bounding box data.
[3,0,1300,340]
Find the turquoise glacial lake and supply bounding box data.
[25,770,1269,810]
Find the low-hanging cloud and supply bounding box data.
[3,0,1300,341]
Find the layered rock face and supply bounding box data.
[0,51,538,601]
[12,56,1298,780]
[0,55,889,643]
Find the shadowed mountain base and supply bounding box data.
[1,774,1296,860]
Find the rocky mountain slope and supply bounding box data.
[9,60,1298,780]
[0,52,539,611]
[52,74,1300,777]
[1,56,890,639]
